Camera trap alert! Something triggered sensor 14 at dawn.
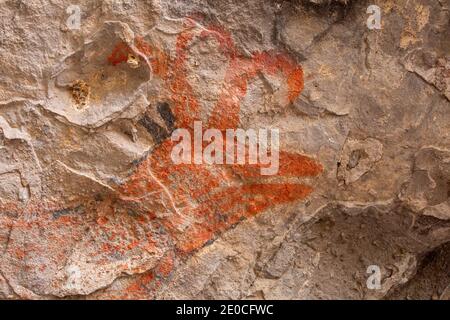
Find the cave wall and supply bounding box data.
[0,0,449,299]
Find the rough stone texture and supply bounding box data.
[0,0,449,299]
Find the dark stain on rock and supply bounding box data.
[139,114,169,144]
[296,0,356,21]
[53,205,84,219]
[347,149,368,170]
[447,180,450,198]
[157,102,175,133]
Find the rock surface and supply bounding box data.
[0,0,449,299]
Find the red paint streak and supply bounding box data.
[231,151,323,178]
[134,36,169,77]
[107,42,131,66]
[156,253,174,277]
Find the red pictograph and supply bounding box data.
[0,19,323,299]
[111,19,323,297]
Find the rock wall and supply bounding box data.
[0,0,449,299]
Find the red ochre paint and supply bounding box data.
[0,19,322,299]
[115,20,322,278]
